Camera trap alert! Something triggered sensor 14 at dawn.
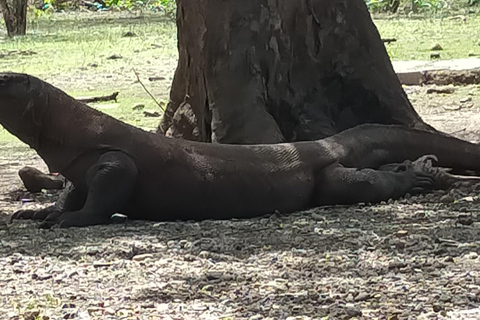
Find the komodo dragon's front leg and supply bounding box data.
[13,151,138,228]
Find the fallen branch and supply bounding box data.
[77,92,119,104]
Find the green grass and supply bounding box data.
[1,12,177,74]
[374,15,480,60]
[0,12,177,145]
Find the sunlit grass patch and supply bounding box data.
[374,15,480,60]
[0,12,176,145]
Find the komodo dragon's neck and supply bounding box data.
[1,76,145,173]
[40,99,139,171]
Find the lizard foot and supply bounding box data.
[11,207,57,221]
[39,210,111,228]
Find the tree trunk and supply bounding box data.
[0,0,28,37]
[159,0,433,144]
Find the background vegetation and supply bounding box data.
[21,0,480,17]
[366,0,479,14]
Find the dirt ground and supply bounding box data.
[1,73,480,319]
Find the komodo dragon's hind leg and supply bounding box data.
[314,157,435,205]
[40,151,138,228]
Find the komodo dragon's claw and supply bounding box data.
[411,154,480,189]
[11,207,55,221]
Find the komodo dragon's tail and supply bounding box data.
[326,124,480,173]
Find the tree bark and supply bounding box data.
[0,0,27,37]
[159,0,433,144]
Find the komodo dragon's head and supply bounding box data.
[0,73,50,148]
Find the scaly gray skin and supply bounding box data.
[0,73,478,228]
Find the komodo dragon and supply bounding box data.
[0,73,479,228]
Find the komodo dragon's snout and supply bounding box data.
[0,73,45,147]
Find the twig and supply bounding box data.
[448,128,467,135]
[132,68,165,112]
[382,38,397,44]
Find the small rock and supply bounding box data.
[206,271,224,280]
[354,292,371,302]
[86,246,101,255]
[104,308,115,315]
[93,262,111,268]
[202,284,214,292]
[444,256,455,263]
[430,53,441,59]
[440,194,454,203]
[292,305,303,313]
[443,105,461,111]
[311,212,325,221]
[87,307,104,314]
[192,304,207,311]
[433,248,448,256]
[107,54,122,60]
[460,196,474,202]
[389,261,407,269]
[433,304,444,312]
[396,230,408,238]
[132,103,145,110]
[143,111,161,117]
[68,270,78,278]
[198,251,210,258]
[132,253,154,261]
[23,310,40,320]
[345,307,363,317]
[460,97,473,103]
[431,43,443,51]
[426,87,455,94]
[395,241,406,249]
[457,215,474,226]
[414,210,426,218]
[467,252,478,259]
[32,272,53,281]
[122,31,137,37]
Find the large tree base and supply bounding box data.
[159,0,434,144]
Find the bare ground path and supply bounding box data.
[1,63,480,319]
